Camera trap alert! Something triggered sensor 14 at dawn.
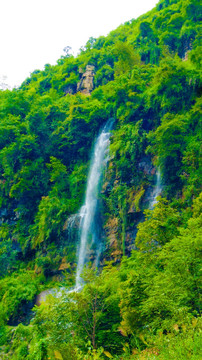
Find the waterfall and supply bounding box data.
[35,121,113,303]
[75,120,113,289]
[150,168,162,209]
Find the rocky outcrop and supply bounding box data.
[77,65,95,95]
[181,41,192,61]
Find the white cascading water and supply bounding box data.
[75,120,113,289]
[150,168,162,209]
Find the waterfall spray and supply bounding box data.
[75,120,114,289]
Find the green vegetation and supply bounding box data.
[0,0,201,358]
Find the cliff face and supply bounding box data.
[77,65,95,95]
[99,154,160,263]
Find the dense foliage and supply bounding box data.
[0,0,201,358]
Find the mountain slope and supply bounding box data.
[0,0,201,358]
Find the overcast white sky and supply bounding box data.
[0,0,157,88]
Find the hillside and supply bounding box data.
[0,0,201,359]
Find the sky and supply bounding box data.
[0,0,158,88]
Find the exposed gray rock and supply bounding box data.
[77,65,95,95]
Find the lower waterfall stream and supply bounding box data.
[149,168,162,209]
